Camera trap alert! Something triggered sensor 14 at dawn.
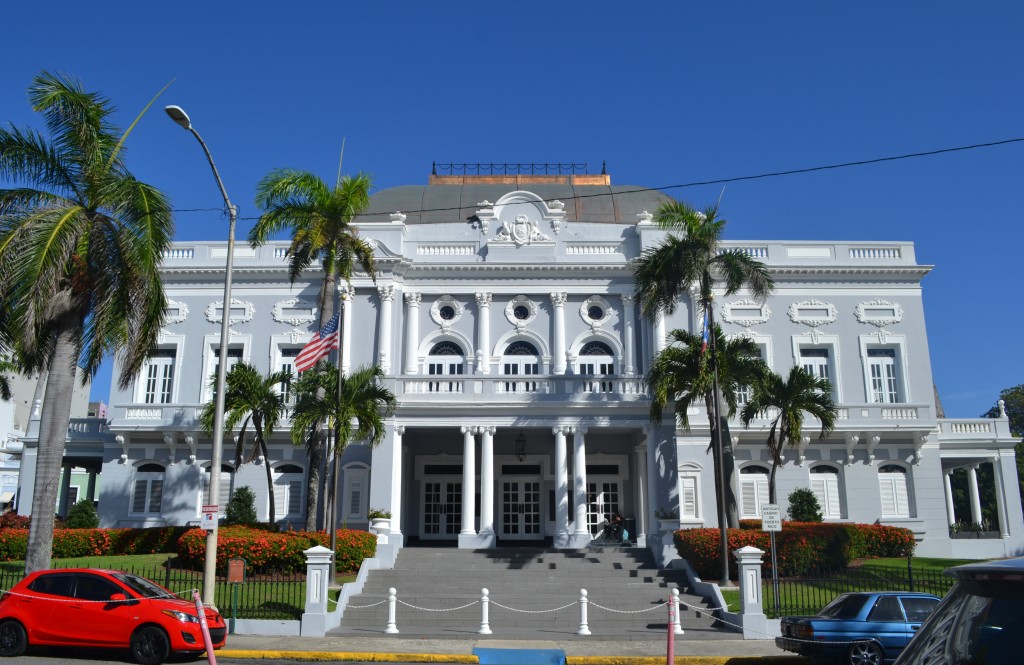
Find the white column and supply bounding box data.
[968,465,983,526]
[58,464,73,516]
[460,426,477,535]
[378,286,395,374]
[340,286,353,376]
[390,425,405,537]
[551,293,568,374]
[572,426,589,536]
[475,293,492,374]
[654,308,666,354]
[553,426,570,541]
[403,292,421,374]
[992,457,1010,538]
[944,471,957,526]
[634,442,648,541]
[621,294,636,376]
[480,426,495,535]
[644,426,659,529]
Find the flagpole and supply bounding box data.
[329,294,346,577]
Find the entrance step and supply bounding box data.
[333,546,723,639]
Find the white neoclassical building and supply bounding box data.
[17,167,1023,562]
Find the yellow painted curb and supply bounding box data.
[218,650,479,663]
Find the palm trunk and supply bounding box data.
[717,399,741,529]
[260,436,275,526]
[25,319,78,574]
[304,430,324,531]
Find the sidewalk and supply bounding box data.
[218,634,796,663]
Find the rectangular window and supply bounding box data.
[740,474,768,518]
[736,347,764,406]
[811,474,842,518]
[867,349,901,403]
[209,347,243,401]
[680,476,698,519]
[143,349,176,404]
[800,348,831,381]
[279,347,301,403]
[879,472,910,518]
[133,478,163,514]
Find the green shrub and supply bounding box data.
[673,521,916,579]
[788,487,823,522]
[66,500,100,529]
[225,486,258,525]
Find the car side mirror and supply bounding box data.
[108,593,137,605]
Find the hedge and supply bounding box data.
[0,524,376,573]
[673,521,916,579]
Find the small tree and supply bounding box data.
[65,500,99,529]
[787,487,823,522]
[225,486,257,525]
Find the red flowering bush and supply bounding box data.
[674,521,915,579]
[176,526,376,573]
[0,513,31,529]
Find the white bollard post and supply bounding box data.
[577,588,591,636]
[385,587,399,634]
[672,588,684,635]
[479,588,492,635]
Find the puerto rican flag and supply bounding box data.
[701,310,710,353]
[295,313,340,372]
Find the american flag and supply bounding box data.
[295,313,340,372]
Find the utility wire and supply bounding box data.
[169,136,1024,221]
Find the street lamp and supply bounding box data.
[165,104,237,607]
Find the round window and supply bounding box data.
[587,305,604,321]
[514,305,530,320]
[439,305,456,320]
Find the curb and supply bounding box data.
[218,651,805,665]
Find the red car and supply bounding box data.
[0,568,227,664]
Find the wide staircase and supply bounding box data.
[333,546,726,640]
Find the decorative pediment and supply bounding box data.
[722,299,771,328]
[164,300,189,325]
[854,300,904,328]
[475,190,565,238]
[788,299,836,328]
[205,298,254,326]
[272,298,317,327]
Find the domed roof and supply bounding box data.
[358,175,670,225]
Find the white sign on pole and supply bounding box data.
[201,505,218,531]
[761,503,783,532]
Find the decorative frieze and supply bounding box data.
[788,299,836,328]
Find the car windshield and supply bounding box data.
[112,572,176,600]
[819,593,870,619]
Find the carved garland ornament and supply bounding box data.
[788,299,837,328]
[854,300,904,328]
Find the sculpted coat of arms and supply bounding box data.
[495,214,550,247]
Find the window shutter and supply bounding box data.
[681,477,697,519]
[741,477,758,518]
[811,477,827,512]
[288,480,302,516]
[894,475,909,517]
[273,483,286,518]
[148,479,163,513]
[880,476,897,516]
[824,477,841,517]
[133,480,147,513]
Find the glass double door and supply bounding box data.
[500,479,542,541]
[421,478,462,540]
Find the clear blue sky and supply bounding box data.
[2,2,1021,417]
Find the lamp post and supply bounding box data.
[165,104,236,606]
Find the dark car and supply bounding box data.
[776,590,941,665]
[0,568,227,665]
[894,557,1024,665]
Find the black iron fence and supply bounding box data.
[762,565,956,618]
[1,562,306,620]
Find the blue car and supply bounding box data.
[776,591,941,665]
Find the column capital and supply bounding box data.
[569,425,588,436]
[621,293,635,305]
[552,425,568,436]
[550,292,568,307]
[339,284,353,301]
[475,292,492,306]
[482,426,496,436]
[461,425,475,435]
[404,292,421,306]
[378,285,395,302]
[393,424,406,436]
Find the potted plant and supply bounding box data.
[368,508,392,534]
[654,507,679,532]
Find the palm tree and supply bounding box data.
[0,354,15,402]
[0,72,172,574]
[740,366,837,503]
[647,326,768,525]
[289,363,396,529]
[199,362,290,526]
[249,168,377,529]
[634,199,773,531]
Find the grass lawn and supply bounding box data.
[715,556,976,614]
[0,553,356,619]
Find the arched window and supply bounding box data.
[502,341,540,393]
[132,463,165,515]
[879,464,911,517]
[273,464,305,522]
[740,465,770,518]
[810,465,842,518]
[426,341,465,393]
[578,341,615,393]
